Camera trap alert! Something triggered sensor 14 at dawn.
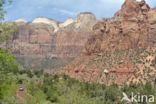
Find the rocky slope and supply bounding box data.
[58,0,156,85]
[4,12,97,59]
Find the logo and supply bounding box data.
[121,92,155,103]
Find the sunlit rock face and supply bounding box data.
[3,13,97,59]
[85,0,156,54]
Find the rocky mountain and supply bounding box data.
[57,0,156,85]
[85,0,156,54]
[0,13,97,70]
[4,12,97,59]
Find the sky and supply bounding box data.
[4,0,156,22]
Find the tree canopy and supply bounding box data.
[0,0,18,73]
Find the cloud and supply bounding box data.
[58,9,77,17]
[4,0,156,22]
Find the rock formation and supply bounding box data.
[85,0,156,55]
[15,18,27,23]
[3,12,97,59]
[58,0,156,85]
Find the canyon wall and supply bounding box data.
[4,12,97,59]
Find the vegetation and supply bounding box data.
[16,57,74,70]
[28,74,156,104]
[1,70,156,104]
[0,1,19,103]
[151,56,156,67]
[0,0,155,104]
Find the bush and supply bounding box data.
[26,70,33,78]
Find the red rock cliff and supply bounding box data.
[85,0,156,55]
[3,13,97,59]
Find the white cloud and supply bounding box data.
[58,9,77,16]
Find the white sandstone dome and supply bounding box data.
[59,18,74,28]
[15,18,27,23]
[32,17,59,32]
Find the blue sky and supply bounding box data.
[4,0,156,22]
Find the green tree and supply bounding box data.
[26,70,33,78]
[0,0,18,74]
[105,84,119,102]
[0,48,18,73]
[0,0,19,101]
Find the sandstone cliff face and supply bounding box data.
[85,0,156,55]
[58,0,156,85]
[4,13,97,59]
[55,13,97,57]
